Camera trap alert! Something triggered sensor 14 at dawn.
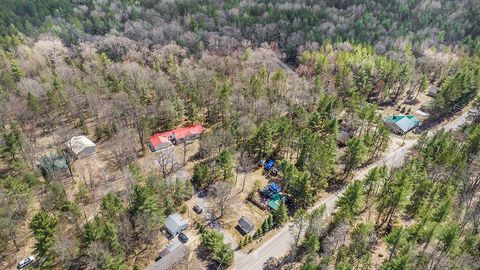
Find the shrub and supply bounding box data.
[95,126,104,140]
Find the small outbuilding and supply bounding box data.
[268,193,285,211]
[149,241,188,270]
[385,115,420,135]
[66,135,96,158]
[165,213,188,237]
[262,182,281,198]
[238,216,255,234]
[38,152,68,177]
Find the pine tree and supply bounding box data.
[267,215,274,228]
[2,124,23,161]
[215,242,234,267]
[262,219,269,233]
[335,180,365,223]
[238,238,244,249]
[342,137,367,177]
[26,92,41,113]
[217,150,235,181]
[29,211,59,268]
[192,162,210,188]
[101,192,123,221]
[304,234,320,255]
[384,227,409,261]
[256,227,263,238]
[376,164,414,229]
[273,200,288,225]
[363,166,387,206]
[129,185,163,229]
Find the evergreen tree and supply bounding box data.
[384,227,409,261]
[304,234,320,255]
[215,242,234,267]
[26,92,41,113]
[217,149,235,181]
[376,163,415,229]
[192,162,210,188]
[348,223,375,268]
[129,185,163,229]
[267,215,274,228]
[335,181,365,223]
[262,219,269,233]
[273,200,288,225]
[2,124,23,161]
[363,166,387,206]
[101,192,123,221]
[29,211,59,268]
[342,137,367,177]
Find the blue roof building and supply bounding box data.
[262,182,281,198]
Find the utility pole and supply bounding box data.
[216,252,227,270]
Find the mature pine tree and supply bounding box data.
[273,200,288,226]
[342,137,367,177]
[335,181,365,223]
[217,149,235,182]
[29,211,59,268]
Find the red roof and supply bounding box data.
[149,124,204,149]
[150,134,171,149]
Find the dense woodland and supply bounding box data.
[0,0,480,269]
[291,123,480,270]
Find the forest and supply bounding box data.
[0,0,479,269]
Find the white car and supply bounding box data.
[17,256,35,269]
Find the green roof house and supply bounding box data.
[385,115,420,135]
[268,193,284,211]
[38,152,68,178]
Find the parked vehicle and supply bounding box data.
[257,160,266,167]
[178,232,189,243]
[17,256,36,269]
[271,165,280,176]
[193,205,203,214]
[264,159,275,171]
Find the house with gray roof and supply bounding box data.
[148,241,188,270]
[165,213,188,237]
[238,216,255,235]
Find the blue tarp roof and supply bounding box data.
[268,183,281,193]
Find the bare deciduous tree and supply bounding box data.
[208,181,235,220]
[156,147,175,178]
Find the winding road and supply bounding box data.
[234,109,470,270]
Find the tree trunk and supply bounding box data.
[242,172,247,192]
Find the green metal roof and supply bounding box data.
[39,152,68,171]
[385,115,420,133]
[268,193,284,211]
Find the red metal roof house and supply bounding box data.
[149,124,204,152]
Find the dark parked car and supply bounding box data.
[257,160,266,167]
[17,256,36,269]
[178,232,189,243]
[193,205,203,214]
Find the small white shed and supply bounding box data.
[67,135,96,158]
